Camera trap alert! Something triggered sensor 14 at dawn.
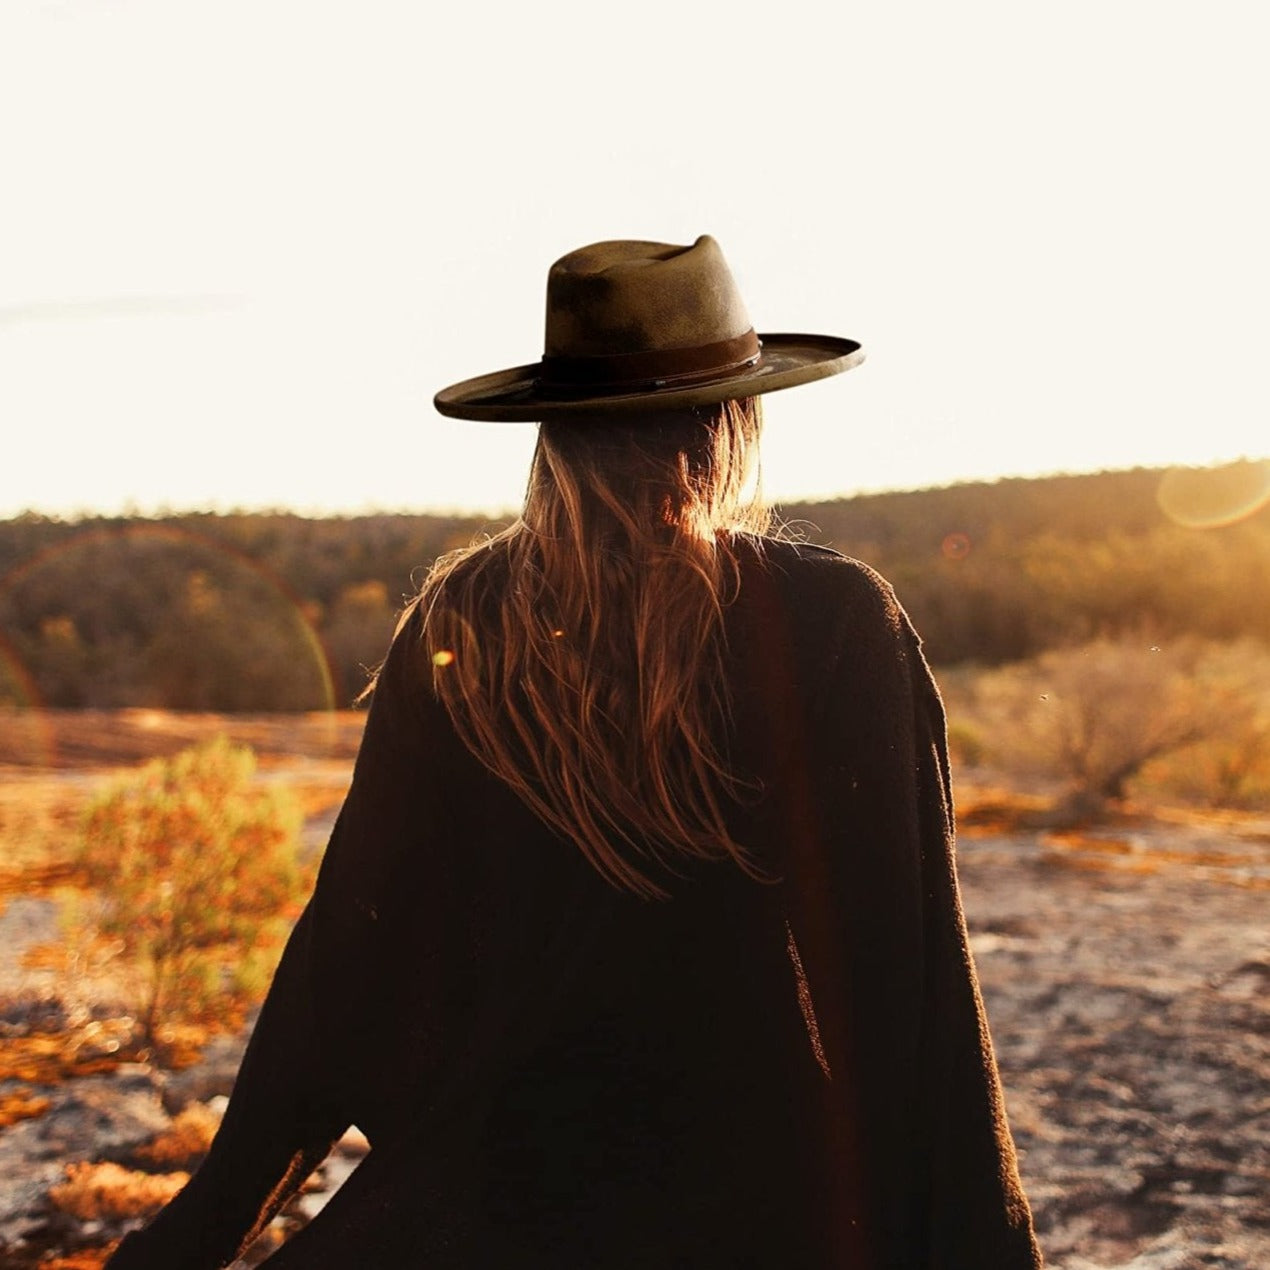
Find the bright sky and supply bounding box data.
[1,1,1265,519]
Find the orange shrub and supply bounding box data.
[132,1103,222,1169]
[49,1162,189,1221]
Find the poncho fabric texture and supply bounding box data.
[107,538,1043,1268]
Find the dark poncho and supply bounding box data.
[108,539,1043,1268]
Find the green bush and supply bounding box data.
[78,737,307,1051]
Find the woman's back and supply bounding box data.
[275,539,858,1263]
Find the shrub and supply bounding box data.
[78,737,306,1049]
[945,718,987,769]
[132,1103,222,1170]
[49,1161,189,1221]
[968,636,1222,817]
[1138,639,1270,809]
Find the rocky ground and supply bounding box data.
[962,814,1269,1269]
[0,742,1266,1266]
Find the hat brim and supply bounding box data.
[433,334,864,422]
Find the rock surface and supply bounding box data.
[0,1069,170,1251]
[960,825,1269,1268]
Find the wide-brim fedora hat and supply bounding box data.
[433,235,863,421]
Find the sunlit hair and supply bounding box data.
[417,396,772,899]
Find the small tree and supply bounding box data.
[78,737,306,1049]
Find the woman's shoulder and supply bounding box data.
[741,535,907,637]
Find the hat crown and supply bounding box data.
[543,235,753,360]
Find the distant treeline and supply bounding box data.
[1,461,1267,711]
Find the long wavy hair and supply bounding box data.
[417,396,772,899]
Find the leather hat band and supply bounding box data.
[538,329,761,393]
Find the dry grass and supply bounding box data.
[1147,799,1270,839]
[0,1021,138,1085]
[0,1090,52,1130]
[49,1162,189,1221]
[147,1022,221,1070]
[953,782,1053,835]
[132,1103,221,1169]
[0,708,366,770]
[0,772,88,885]
[38,1249,118,1270]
